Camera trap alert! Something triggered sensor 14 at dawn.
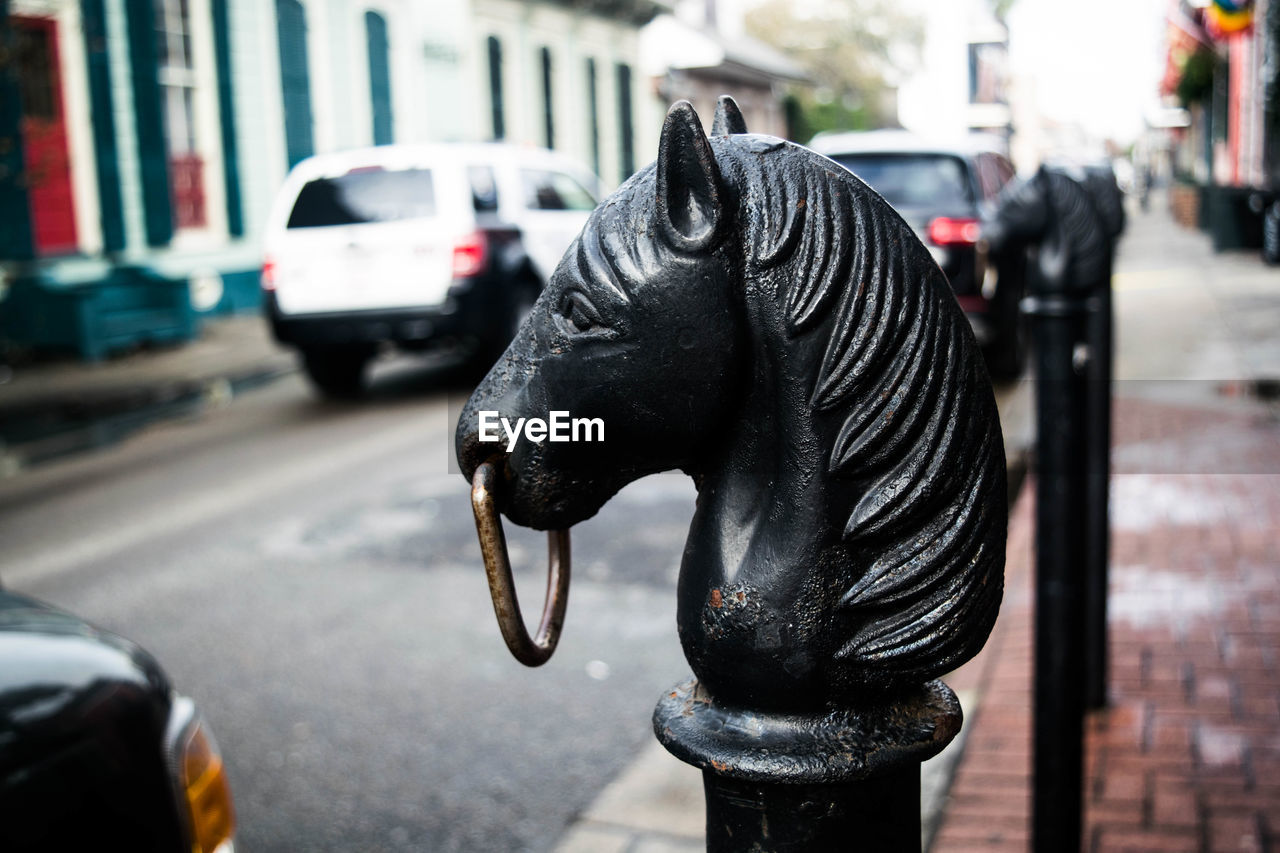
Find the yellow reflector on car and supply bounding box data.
[180,721,236,853]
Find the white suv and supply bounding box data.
[261,143,601,396]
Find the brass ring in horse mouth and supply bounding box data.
[470,456,571,667]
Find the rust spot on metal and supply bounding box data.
[710,588,723,609]
[735,591,745,603]
[710,759,729,772]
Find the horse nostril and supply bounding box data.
[457,411,486,478]
[456,429,489,481]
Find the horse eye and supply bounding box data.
[558,292,603,335]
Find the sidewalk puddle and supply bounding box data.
[1109,565,1233,628]
[1110,475,1248,530]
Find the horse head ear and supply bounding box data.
[711,95,748,136]
[657,100,723,252]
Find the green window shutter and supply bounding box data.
[0,1,34,260]
[616,62,634,182]
[276,0,313,168]
[365,12,392,146]
[540,46,553,150]
[585,57,599,177]
[80,0,125,253]
[487,35,503,140]
[124,0,173,247]
[211,0,243,236]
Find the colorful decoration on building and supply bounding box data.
[1205,0,1253,39]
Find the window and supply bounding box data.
[155,0,205,229]
[585,58,600,177]
[287,167,436,228]
[521,169,597,211]
[365,12,393,145]
[487,36,504,140]
[830,154,973,210]
[540,46,554,150]
[616,63,634,180]
[155,0,196,154]
[968,42,1008,106]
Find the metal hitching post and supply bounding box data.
[1024,281,1089,853]
[458,96,1007,852]
[1082,165,1125,712]
[992,165,1109,852]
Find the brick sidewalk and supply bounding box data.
[933,395,1280,852]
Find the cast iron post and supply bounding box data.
[458,96,1007,852]
[655,679,960,851]
[1082,166,1124,711]
[1083,278,1112,712]
[1024,283,1088,853]
[991,166,1110,853]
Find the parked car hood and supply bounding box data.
[0,589,172,770]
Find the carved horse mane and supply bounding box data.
[692,107,1006,691]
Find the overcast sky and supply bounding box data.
[728,0,1173,145]
[1006,0,1169,144]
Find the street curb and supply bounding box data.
[917,444,1030,853]
[0,362,297,476]
[0,362,295,422]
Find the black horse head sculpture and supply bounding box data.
[458,98,1006,712]
[986,165,1111,294]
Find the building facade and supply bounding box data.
[0,0,663,360]
[1161,0,1278,249]
[640,0,807,139]
[896,0,1012,153]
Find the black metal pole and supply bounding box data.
[1025,293,1089,853]
[655,678,960,853]
[703,767,920,852]
[1083,275,1113,711]
[1080,165,1122,714]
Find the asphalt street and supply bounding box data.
[0,347,1030,851]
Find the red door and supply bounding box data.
[15,16,78,256]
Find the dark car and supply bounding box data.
[809,130,1028,379]
[0,588,235,852]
